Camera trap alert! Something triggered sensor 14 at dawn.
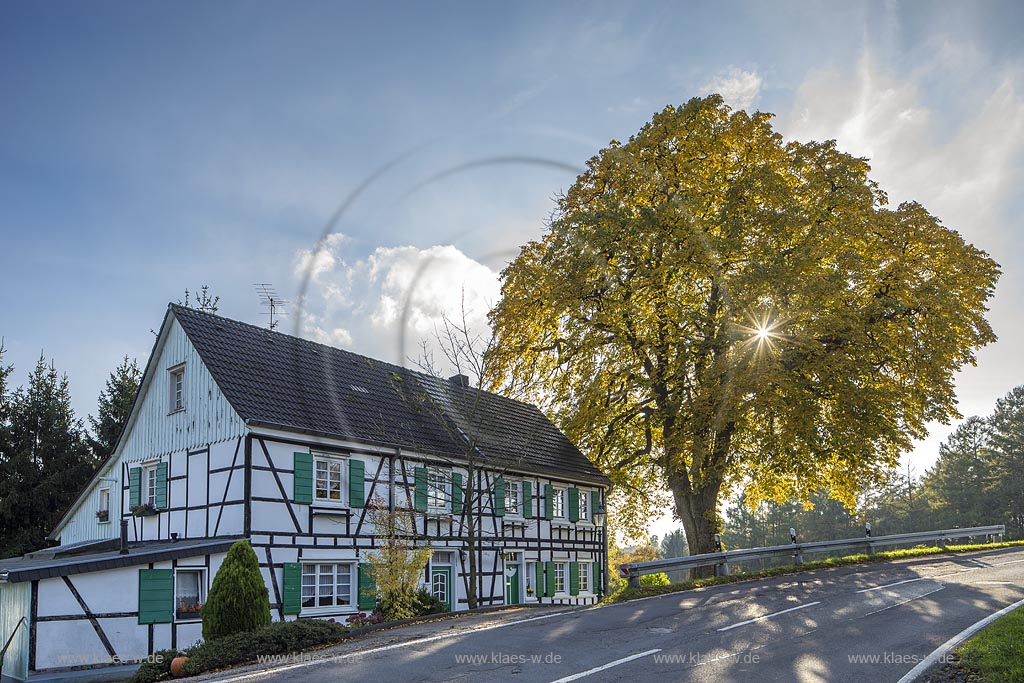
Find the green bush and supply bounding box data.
[181,619,348,676]
[202,540,271,641]
[130,649,177,683]
[413,588,447,616]
[377,588,417,621]
[640,572,670,586]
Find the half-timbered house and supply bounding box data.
[0,304,610,681]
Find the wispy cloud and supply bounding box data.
[701,67,763,111]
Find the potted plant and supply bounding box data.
[175,600,203,620]
[95,510,109,522]
[131,502,157,517]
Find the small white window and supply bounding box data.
[169,365,185,412]
[98,488,110,522]
[428,468,449,511]
[578,489,590,521]
[552,488,565,518]
[579,562,591,592]
[301,563,354,610]
[525,561,537,599]
[505,480,520,516]
[143,464,158,506]
[314,454,345,503]
[554,563,567,594]
[175,569,205,620]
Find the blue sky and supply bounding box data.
[2,1,1023,534]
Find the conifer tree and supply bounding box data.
[88,356,141,460]
[202,540,271,641]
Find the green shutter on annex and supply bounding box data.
[349,459,365,507]
[593,561,601,594]
[569,562,580,596]
[522,481,533,518]
[138,569,173,624]
[293,452,313,504]
[451,472,464,514]
[568,487,580,522]
[544,561,556,597]
[155,462,168,510]
[282,563,303,615]
[543,484,554,520]
[493,477,506,517]
[591,490,604,515]
[128,467,141,508]
[535,562,544,600]
[358,563,377,610]
[414,467,428,511]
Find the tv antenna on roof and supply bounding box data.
[255,284,287,331]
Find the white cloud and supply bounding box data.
[701,67,763,111]
[292,236,501,372]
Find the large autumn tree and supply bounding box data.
[488,96,999,558]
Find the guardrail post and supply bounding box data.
[790,528,803,565]
[714,535,729,577]
[865,523,874,555]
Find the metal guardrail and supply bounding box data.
[619,525,1006,587]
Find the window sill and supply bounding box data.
[312,506,350,516]
[300,606,358,617]
[426,510,453,519]
[97,519,111,525]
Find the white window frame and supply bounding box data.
[524,560,538,600]
[175,568,205,621]
[313,453,346,505]
[143,464,158,507]
[579,562,591,593]
[300,562,355,613]
[505,479,521,517]
[553,562,567,594]
[168,364,185,413]
[578,489,590,522]
[552,488,565,518]
[427,467,449,512]
[98,487,111,522]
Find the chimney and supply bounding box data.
[119,519,129,555]
[449,374,470,389]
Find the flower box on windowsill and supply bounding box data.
[176,604,203,620]
[131,503,158,517]
[95,511,110,523]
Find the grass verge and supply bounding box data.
[603,540,1024,604]
[955,604,1024,682]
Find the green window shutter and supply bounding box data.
[358,563,377,610]
[535,562,544,599]
[544,484,554,520]
[569,562,580,596]
[522,481,533,518]
[138,569,173,624]
[128,467,141,509]
[349,459,365,508]
[544,561,556,597]
[451,472,464,514]
[591,490,604,515]
[282,562,302,615]
[155,462,168,510]
[568,487,580,522]
[293,452,313,504]
[493,477,506,517]
[593,561,601,594]
[414,467,428,512]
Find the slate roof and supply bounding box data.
[171,305,609,484]
[0,537,240,583]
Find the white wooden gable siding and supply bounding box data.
[57,318,246,546]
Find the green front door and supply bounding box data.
[431,566,452,611]
[505,564,520,605]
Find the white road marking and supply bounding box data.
[992,558,1024,567]
[896,596,1024,683]
[856,578,926,593]
[547,649,662,683]
[208,609,577,682]
[716,601,821,632]
[858,586,945,619]
[974,580,1015,585]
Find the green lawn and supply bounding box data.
[603,540,1024,604]
[957,604,1024,682]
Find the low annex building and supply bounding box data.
[0,305,610,681]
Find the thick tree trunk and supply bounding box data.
[670,477,724,578]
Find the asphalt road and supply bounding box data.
[209,546,1024,683]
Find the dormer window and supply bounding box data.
[169,364,185,413]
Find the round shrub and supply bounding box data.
[202,540,271,641]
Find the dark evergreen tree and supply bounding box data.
[987,387,1024,539]
[87,356,141,460]
[921,417,995,529]
[1,354,96,557]
[202,540,271,641]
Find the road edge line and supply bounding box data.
[896,596,1024,683]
